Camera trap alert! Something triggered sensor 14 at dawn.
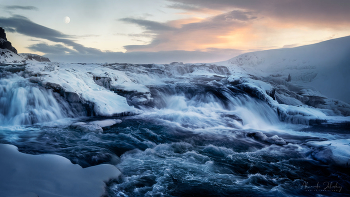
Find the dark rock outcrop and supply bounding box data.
[0,27,17,54]
[20,53,51,62]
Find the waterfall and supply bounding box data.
[139,84,281,131]
[0,75,72,125]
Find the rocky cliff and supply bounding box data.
[0,27,17,54]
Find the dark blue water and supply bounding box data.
[0,117,349,197]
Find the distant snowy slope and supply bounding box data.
[224,36,350,103]
[20,53,51,62]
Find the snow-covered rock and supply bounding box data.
[308,139,350,167]
[20,53,51,62]
[0,49,24,64]
[25,62,138,116]
[71,119,122,133]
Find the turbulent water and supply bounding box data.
[0,65,349,197]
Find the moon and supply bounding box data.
[64,16,70,24]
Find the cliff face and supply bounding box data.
[0,27,17,54]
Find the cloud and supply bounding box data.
[120,18,174,32]
[5,5,38,11]
[0,14,242,63]
[0,15,101,54]
[120,10,256,52]
[115,33,154,38]
[118,0,350,53]
[28,43,77,54]
[168,3,203,11]
[36,43,242,64]
[168,0,350,26]
[2,27,16,33]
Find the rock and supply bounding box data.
[20,53,51,62]
[64,92,80,103]
[70,119,122,133]
[0,28,6,40]
[0,27,17,54]
[90,119,122,128]
[70,122,103,133]
[45,82,63,93]
[29,77,41,83]
[93,76,111,89]
[0,49,24,64]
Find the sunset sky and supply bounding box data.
[1,0,350,63]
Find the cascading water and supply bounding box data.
[1,63,349,197]
[140,84,281,131]
[0,74,73,125]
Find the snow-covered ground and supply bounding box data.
[0,49,24,64]
[0,144,121,197]
[221,36,350,104]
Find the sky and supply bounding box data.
[0,0,350,64]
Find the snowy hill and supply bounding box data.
[20,53,51,62]
[224,36,350,103]
[0,49,24,64]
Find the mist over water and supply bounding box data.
[0,68,349,197]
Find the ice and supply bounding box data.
[0,144,121,197]
[308,139,350,166]
[90,119,122,127]
[26,63,137,116]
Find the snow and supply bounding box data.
[26,63,138,116]
[0,49,24,64]
[71,119,122,133]
[308,139,350,166]
[90,119,122,127]
[224,36,350,104]
[0,144,121,197]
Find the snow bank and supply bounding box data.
[308,139,350,166]
[0,144,121,197]
[224,36,350,104]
